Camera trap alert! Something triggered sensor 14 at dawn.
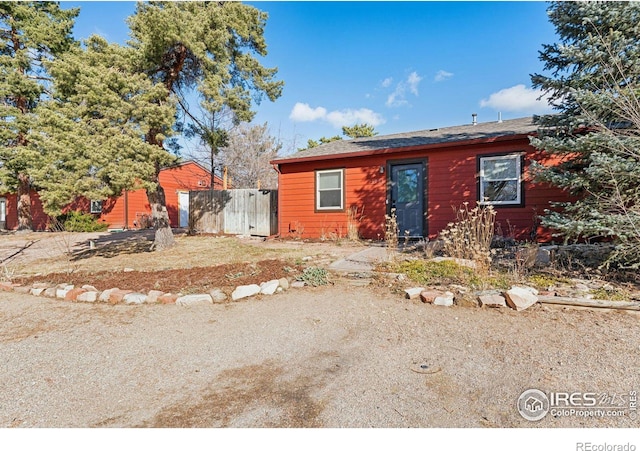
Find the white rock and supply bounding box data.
[146,290,165,303]
[478,294,507,308]
[123,293,147,305]
[56,286,74,299]
[302,256,313,261]
[81,285,98,292]
[505,286,539,311]
[98,288,117,303]
[209,288,228,303]
[231,284,261,301]
[176,294,213,306]
[404,287,425,300]
[278,278,290,290]
[291,281,306,288]
[30,287,46,297]
[260,280,280,295]
[434,291,455,306]
[77,291,98,303]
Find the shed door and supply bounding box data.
[0,197,6,230]
[178,191,189,228]
[390,163,424,237]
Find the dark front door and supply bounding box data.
[390,163,424,237]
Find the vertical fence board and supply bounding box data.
[190,189,277,236]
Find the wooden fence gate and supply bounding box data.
[189,189,278,237]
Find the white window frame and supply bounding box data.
[478,154,523,206]
[90,200,103,214]
[315,169,344,211]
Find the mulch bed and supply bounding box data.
[17,259,302,294]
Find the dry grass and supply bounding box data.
[1,230,363,277]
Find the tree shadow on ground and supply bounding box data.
[71,229,156,260]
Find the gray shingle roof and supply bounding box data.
[273,116,537,163]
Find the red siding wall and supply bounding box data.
[1,161,220,231]
[277,138,569,242]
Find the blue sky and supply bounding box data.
[65,1,558,155]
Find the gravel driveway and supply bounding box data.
[1,283,639,428]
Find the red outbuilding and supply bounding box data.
[270,117,570,242]
[0,161,221,231]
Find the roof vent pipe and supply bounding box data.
[498,112,503,123]
[472,113,477,126]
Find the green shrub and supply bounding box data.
[297,266,330,286]
[57,211,108,232]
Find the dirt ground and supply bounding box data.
[1,230,639,429]
[1,283,639,428]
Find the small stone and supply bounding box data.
[0,282,16,292]
[291,281,306,288]
[302,256,313,261]
[65,288,87,301]
[176,294,213,306]
[123,267,135,272]
[81,285,98,292]
[478,294,507,308]
[574,283,590,292]
[278,278,290,290]
[32,282,50,289]
[108,289,133,305]
[146,290,165,304]
[420,290,442,304]
[404,287,425,300]
[123,293,147,305]
[159,293,178,305]
[56,285,74,299]
[536,248,552,265]
[14,286,31,294]
[98,288,117,303]
[30,287,46,296]
[209,288,228,303]
[505,286,539,311]
[434,291,455,307]
[43,287,57,298]
[231,284,261,301]
[77,291,98,303]
[260,280,280,295]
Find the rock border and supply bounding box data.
[0,277,300,306]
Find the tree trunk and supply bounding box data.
[146,178,175,251]
[17,173,32,232]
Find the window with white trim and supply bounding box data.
[478,154,523,205]
[90,200,103,214]
[316,169,344,210]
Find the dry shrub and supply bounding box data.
[346,206,365,242]
[439,203,496,271]
[384,209,399,260]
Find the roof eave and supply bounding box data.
[270,132,536,166]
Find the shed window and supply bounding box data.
[90,200,103,214]
[316,169,344,210]
[479,154,523,206]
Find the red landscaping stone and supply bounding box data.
[65,288,87,301]
[0,282,19,292]
[420,290,443,304]
[108,289,133,305]
[159,293,178,305]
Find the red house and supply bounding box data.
[0,161,221,231]
[271,117,569,242]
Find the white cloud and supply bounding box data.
[434,70,453,82]
[326,108,385,128]
[289,102,327,121]
[381,77,393,88]
[480,84,554,113]
[407,71,422,95]
[289,103,385,128]
[385,72,423,107]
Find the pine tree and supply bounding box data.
[531,1,640,267]
[127,1,283,249]
[0,2,78,230]
[31,36,176,216]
